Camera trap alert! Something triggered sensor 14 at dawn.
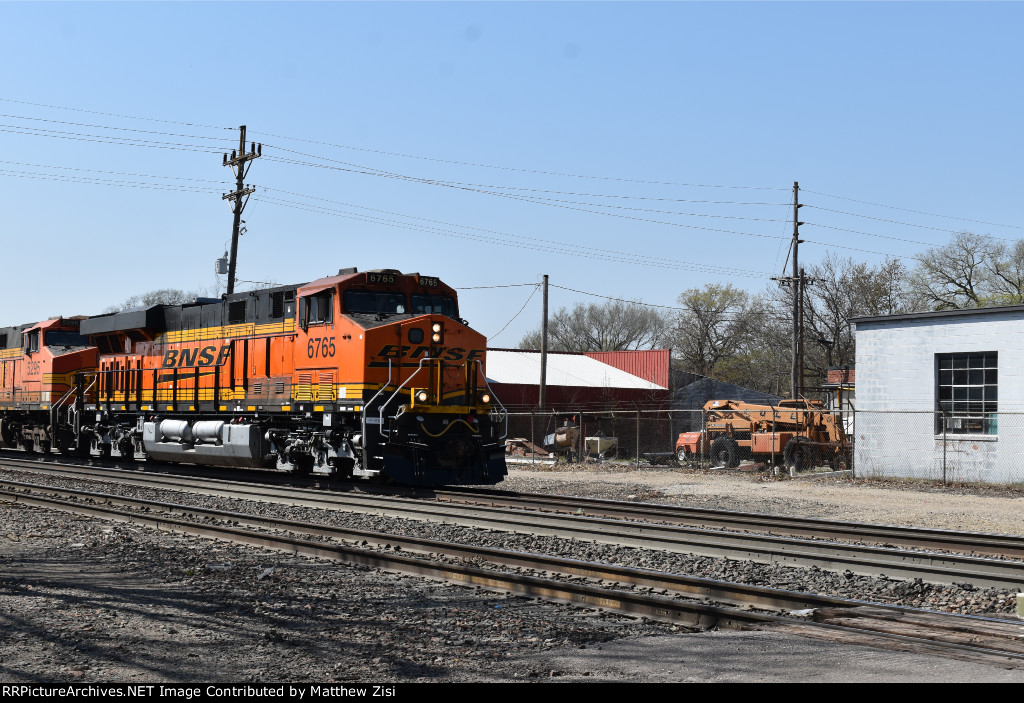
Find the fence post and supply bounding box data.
[701,408,706,467]
[578,409,584,470]
[942,413,948,485]
[636,410,641,470]
[851,407,856,478]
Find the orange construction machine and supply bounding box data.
[697,399,851,472]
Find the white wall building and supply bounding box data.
[854,306,1024,485]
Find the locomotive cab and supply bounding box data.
[286,268,507,484]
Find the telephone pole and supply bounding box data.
[791,182,802,399]
[772,182,807,400]
[539,274,549,411]
[222,125,261,295]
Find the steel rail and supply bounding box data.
[12,454,1024,563]
[427,486,1024,560]
[3,462,1024,590]
[5,480,1024,668]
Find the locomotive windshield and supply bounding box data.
[343,290,407,315]
[45,330,88,347]
[410,294,457,318]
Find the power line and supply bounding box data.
[0,159,227,184]
[488,284,541,341]
[0,112,231,141]
[0,124,224,153]
[0,169,221,194]
[458,283,539,289]
[803,188,1024,231]
[803,222,935,248]
[544,283,792,322]
[3,97,1013,241]
[251,131,790,191]
[0,97,232,131]
[257,192,772,278]
[804,204,1016,241]
[549,284,684,311]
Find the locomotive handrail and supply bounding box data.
[377,358,431,438]
[59,375,96,436]
[363,357,395,443]
[473,359,508,440]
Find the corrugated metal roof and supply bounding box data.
[584,350,670,388]
[486,350,666,390]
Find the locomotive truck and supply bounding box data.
[0,267,508,486]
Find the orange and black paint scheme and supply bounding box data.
[0,269,507,485]
[0,318,97,453]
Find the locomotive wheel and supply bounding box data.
[710,436,739,468]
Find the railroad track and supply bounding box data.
[4,477,1024,669]
[422,485,1024,560]
[3,459,1024,590]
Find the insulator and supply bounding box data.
[231,149,236,160]
[250,142,256,154]
[222,154,227,165]
[257,143,262,156]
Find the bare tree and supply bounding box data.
[518,300,669,352]
[905,232,1018,310]
[749,254,912,397]
[103,288,211,313]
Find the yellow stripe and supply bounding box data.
[155,320,295,344]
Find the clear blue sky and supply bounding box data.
[1,1,1021,346]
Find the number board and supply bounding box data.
[419,276,440,287]
[367,273,396,284]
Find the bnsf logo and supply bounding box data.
[375,345,484,362]
[161,345,232,368]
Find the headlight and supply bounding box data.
[480,393,490,404]
[416,390,429,403]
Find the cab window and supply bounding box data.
[45,330,87,347]
[343,291,407,315]
[300,291,334,328]
[411,294,457,318]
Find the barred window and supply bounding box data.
[936,352,997,435]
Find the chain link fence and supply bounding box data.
[502,407,1024,485]
[852,409,1024,485]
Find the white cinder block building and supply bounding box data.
[854,306,1024,485]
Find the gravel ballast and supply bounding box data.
[4,463,1024,683]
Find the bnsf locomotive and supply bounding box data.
[0,268,508,485]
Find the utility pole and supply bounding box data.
[791,182,803,400]
[772,182,805,400]
[222,125,261,295]
[539,274,549,411]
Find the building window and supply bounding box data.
[936,352,997,435]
